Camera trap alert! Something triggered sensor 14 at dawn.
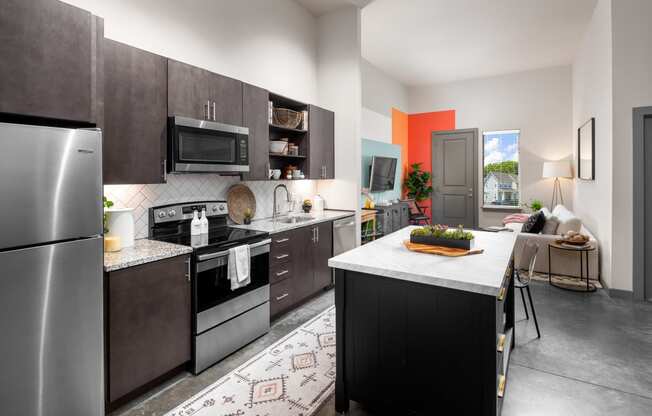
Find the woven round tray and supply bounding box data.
[227,184,256,224]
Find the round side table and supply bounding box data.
[548,242,597,292]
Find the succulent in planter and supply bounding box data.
[302,199,313,213]
[410,224,475,249]
[243,208,253,225]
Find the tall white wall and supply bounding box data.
[62,0,318,103]
[315,6,363,242]
[409,66,574,228]
[572,0,613,287]
[610,0,652,291]
[361,59,408,143]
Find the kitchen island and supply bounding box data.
[328,226,517,416]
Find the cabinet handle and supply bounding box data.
[497,334,506,352]
[276,270,289,277]
[185,258,191,283]
[312,227,316,243]
[162,159,167,182]
[212,101,216,121]
[497,287,506,301]
[275,254,289,260]
[204,100,211,120]
[316,226,319,242]
[275,238,289,243]
[497,375,506,398]
[276,293,289,301]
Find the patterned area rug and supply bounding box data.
[165,306,336,416]
[531,272,603,289]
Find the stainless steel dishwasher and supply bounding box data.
[333,215,357,256]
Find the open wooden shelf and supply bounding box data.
[269,123,307,134]
[269,153,307,159]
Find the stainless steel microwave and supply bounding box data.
[168,116,249,173]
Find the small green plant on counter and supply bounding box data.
[410,224,474,240]
[103,196,114,234]
[523,199,543,212]
[243,208,253,224]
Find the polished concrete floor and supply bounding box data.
[114,282,652,416]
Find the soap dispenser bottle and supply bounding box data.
[200,208,209,234]
[191,210,201,236]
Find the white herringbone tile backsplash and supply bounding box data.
[104,174,318,239]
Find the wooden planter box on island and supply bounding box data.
[409,234,475,250]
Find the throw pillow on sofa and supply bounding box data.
[539,207,560,234]
[521,211,546,234]
[552,205,582,235]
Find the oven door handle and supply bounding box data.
[196,238,271,262]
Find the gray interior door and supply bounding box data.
[0,237,104,416]
[431,129,478,228]
[645,116,652,301]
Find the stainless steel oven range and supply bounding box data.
[149,201,270,374]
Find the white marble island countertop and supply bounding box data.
[328,226,517,296]
[104,239,193,272]
[231,209,355,234]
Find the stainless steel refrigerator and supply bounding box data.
[0,122,104,415]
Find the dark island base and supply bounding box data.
[334,265,514,416]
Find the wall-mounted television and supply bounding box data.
[369,156,397,192]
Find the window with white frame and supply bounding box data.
[483,130,520,208]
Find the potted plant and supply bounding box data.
[302,199,313,214]
[523,199,543,213]
[243,208,253,225]
[103,196,114,233]
[410,224,475,250]
[404,163,433,202]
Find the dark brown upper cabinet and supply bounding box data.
[243,83,270,180]
[167,60,243,126]
[0,0,103,125]
[103,39,167,184]
[308,105,335,179]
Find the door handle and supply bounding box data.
[184,257,191,283]
[212,101,216,121]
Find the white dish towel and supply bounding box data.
[228,244,250,290]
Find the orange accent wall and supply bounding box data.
[407,110,456,220]
[391,108,409,197]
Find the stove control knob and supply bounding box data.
[212,205,218,212]
[158,211,166,218]
[219,205,226,212]
[168,209,176,217]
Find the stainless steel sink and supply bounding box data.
[276,215,314,224]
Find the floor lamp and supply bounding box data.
[542,161,572,208]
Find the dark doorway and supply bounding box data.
[633,106,652,302]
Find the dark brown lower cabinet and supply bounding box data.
[269,221,333,318]
[106,254,191,407]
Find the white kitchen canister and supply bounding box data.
[106,208,135,248]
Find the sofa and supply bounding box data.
[504,205,599,280]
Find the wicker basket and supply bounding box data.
[273,108,303,129]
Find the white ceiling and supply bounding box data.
[362,0,597,86]
[295,0,373,16]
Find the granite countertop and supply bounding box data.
[104,239,193,272]
[328,226,517,296]
[231,210,355,234]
